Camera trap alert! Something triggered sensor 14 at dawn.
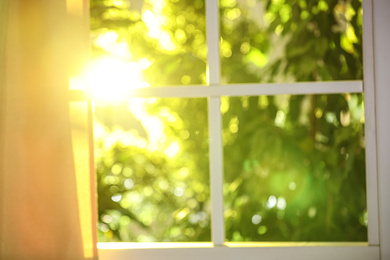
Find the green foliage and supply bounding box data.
[222,94,366,241]
[94,98,210,242]
[91,0,366,242]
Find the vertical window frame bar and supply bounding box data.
[206,0,225,246]
[87,100,99,251]
[362,0,380,246]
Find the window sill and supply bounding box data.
[98,242,379,260]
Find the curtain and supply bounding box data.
[0,1,98,259]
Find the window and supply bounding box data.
[84,0,381,259]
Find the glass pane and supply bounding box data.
[223,93,367,241]
[90,0,207,89]
[220,0,363,83]
[94,98,210,242]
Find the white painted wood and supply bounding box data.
[70,81,362,101]
[204,81,362,96]
[70,81,362,100]
[97,242,214,249]
[205,0,220,85]
[206,0,225,246]
[130,81,363,98]
[372,0,390,259]
[98,244,380,260]
[208,97,225,246]
[97,241,368,249]
[87,100,99,247]
[362,0,380,246]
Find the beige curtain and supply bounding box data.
[0,1,98,259]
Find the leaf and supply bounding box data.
[245,47,268,68]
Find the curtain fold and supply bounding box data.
[0,1,98,259]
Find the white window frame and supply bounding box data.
[73,0,390,259]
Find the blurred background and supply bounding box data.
[89,0,367,242]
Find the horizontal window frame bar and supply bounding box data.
[70,80,363,101]
[134,81,363,98]
[98,244,379,260]
[97,242,369,249]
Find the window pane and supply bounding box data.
[94,98,210,242]
[222,93,367,241]
[90,0,207,88]
[220,0,363,83]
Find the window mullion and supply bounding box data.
[362,0,380,246]
[206,0,225,246]
[70,81,362,101]
[208,98,225,246]
[206,0,221,86]
[131,81,362,98]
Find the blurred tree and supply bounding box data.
[220,0,365,241]
[90,0,366,242]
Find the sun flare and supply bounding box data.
[87,57,149,102]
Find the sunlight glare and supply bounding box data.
[127,98,166,149]
[142,10,176,51]
[95,31,131,58]
[95,31,118,47]
[88,57,149,102]
[164,141,180,158]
